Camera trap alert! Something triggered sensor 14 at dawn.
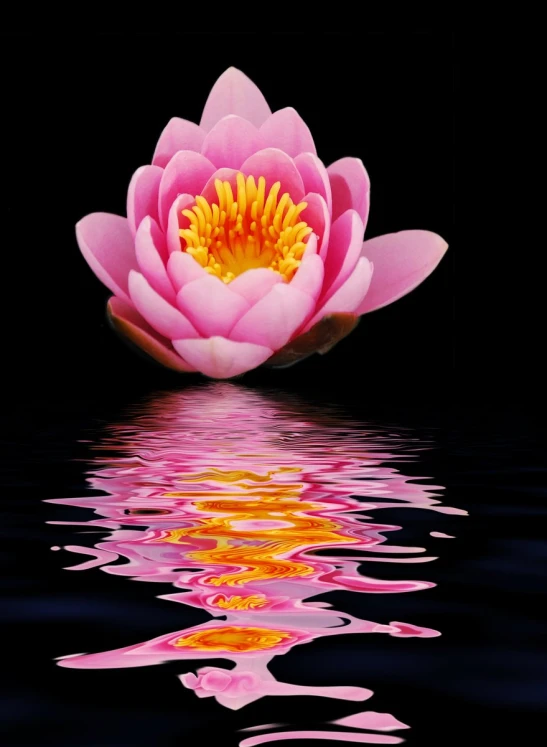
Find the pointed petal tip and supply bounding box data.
[259,107,316,158]
[200,68,271,131]
[217,66,252,82]
[357,229,448,315]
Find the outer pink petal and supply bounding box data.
[172,337,273,379]
[126,165,163,236]
[259,108,316,158]
[356,230,448,314]
[294,153,332,210]
[107,297,196,373]
[76,213,138,305]
[230,284,315,350]
[321,209,364,300]
[158,151,216,231]
[301,193,330,257]
[134,217,176,303]
[201,116,266,169]
[327,157,371,226]
[240,149,305,202]
[229,269,284,305]
[167,251,206,291]
[128,270,199,340]
[166,193,196,255]
[290,254,324,299]
[152,118,206,168]
[200,68,272,132]
[305,257,373,331]
[176,275,250,337]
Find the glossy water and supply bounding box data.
[2,385,545,746]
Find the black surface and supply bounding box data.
[1,389,546,746]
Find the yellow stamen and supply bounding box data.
[179,173,312,283]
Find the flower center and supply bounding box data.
[179,173,312,283]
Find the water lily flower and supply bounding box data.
[76,68,447,379]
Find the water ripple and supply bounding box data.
[47,384,465,744]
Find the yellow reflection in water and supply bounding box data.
[155,467,357,587]
[173,626,294,652]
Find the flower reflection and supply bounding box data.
[49,384,465,743]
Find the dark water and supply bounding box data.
[2,384,545,746]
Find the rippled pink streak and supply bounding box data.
[49,384,464,741]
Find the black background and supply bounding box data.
[1,30,524,409]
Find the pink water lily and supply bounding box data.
[76,67,447,379]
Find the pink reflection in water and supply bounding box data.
[49,384,465,742]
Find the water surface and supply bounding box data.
[2,384,545,746]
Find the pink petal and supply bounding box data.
[166,193,196,255]
[328,157,371,226]
[240,149,305,202]
[158,151,216,231]
[126,165,163,236]
[294,152,332,210]
[107,297,196,373]
[259,107,316,157]
[128,270,199,340]
[290,254,324,299]
[201,115,266,169]
[305,257,373,331]
[321,209,364,300]
[200,67,272,131]
[229,269,284,305]
[176,275,250,337]
[301,192,330,257]
[76,213,137,305]
[357,230,448,314]
[134,217,176,303]
[172,337,273,379]
[167,251,206,291]
[152,118,206,168]
[230,284,315,350]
